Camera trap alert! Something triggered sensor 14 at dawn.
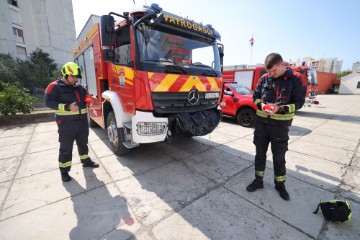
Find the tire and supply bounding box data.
[87,112,98,128]
[236,108,255,127]
[181,132,193,138]
[106,112,130,155]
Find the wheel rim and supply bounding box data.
[107,121,118,146]
[239,112,253,126]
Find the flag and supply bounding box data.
[249,37,254,46]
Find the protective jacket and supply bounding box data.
[45,78,88,120]
[253,67,306,123]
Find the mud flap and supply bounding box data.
[175,109,221,136]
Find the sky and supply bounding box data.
[72,0,360,70]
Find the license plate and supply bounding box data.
[205,92,219,99]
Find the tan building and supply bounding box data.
[290,57,343,74]
[0,0,76,66]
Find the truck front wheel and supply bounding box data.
[106,112,129,155]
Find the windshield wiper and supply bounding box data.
[145,59,187,74]
[202,69,218,77]
[192,62,218,76]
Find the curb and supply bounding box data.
[0,112,55,127]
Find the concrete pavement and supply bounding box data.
[0,95,359,240]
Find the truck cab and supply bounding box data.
[73,4,224,155]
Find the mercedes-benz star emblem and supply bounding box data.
[188,89,200,105]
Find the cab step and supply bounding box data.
[123,141,139,149]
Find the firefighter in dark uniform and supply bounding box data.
[45,62,99,182]
[246,53,306,200]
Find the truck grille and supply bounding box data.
[152,92,218,114]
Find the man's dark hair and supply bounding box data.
[265,53,283,70]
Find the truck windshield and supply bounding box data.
[136,23,221,76]
[307,69,318,86]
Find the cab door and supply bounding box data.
[221,85,238,116]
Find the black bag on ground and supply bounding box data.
[313,199,352,223]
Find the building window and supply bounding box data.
[357,81,360,89]
[7,0,18,7]
[12,27,24,43]
[16,46,27,60]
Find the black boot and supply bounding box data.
[61,172,72,182]
[82,160,99,168]
[246,178,264,192]
[275,185,290,201]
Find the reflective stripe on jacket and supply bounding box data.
[253,67,306,123]
[45,78,88,120]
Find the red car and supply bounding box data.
[220,83,258,127]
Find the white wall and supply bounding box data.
[20,0,76,66]
[0,0,76,66]
[339,73,360,95]
[0,1,17,57]
[77,15,100,44]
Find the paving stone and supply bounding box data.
[153,138,211,160]
[215,137,256,161]
[281,151,345,191]
[115,161,216,227]
[0,157,21,183]
[290,140,353,165]
[181,148,252,183]
[0,183,139,240]
[99,144,174,182]
[153,187,313,240]
[0,165,111,221]
[0,143,27,160]
[225,168,334,238]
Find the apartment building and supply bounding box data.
[0,0,76,66]
[290,57,343,74]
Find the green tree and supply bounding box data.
[337,70,352,80]
[14,59,33,90]
[0,54,20,84]
[0,82,35,115]
[28,48,57,89]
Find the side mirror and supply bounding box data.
[100,15,115,47]
[218,43,224,73]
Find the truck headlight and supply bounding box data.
[136,122,167,136]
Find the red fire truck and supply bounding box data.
[222,64,319,106]
[73,4,224,155]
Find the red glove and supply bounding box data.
[263,103,276,114]
[85,94,92,107]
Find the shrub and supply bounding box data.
[0,82,35,116]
